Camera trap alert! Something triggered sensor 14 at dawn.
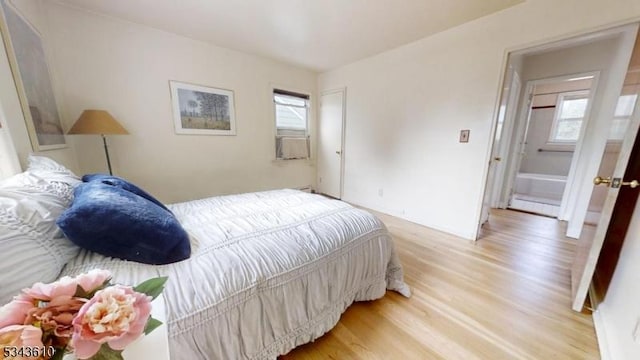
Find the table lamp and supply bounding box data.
[67,110,128,175]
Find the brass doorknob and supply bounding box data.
[336,150,341,155]
[494,157,502,161]
[622,179,639,188]
[593,176,611,186]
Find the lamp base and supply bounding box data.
[102,134,113,175]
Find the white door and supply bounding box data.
[572,28,640,311]
[492,70,521,208]
[478,69,521,233]
[318,89,345,198]
[566,25,639,238]
[503,83,535,210]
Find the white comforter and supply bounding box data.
[61,189,410,359]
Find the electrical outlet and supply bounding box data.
[378,188,383,197]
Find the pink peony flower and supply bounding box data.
[25,295,85,343]
[23,269,111,302]
[0,294,35,328]
[75,270,112,294]
[0,325,44,359]
[23,276,78,301]
[72,285,151,359]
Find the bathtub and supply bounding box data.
[514,172,567,203]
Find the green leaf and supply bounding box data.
[144,317,163,335]
[74,278,111,299]
[90,344,124,360]
[51,348,66,360]
[74,284,91,299]
[133,276,168,300]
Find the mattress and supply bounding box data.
[61,189,410,359]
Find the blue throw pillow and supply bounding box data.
[82,173,171,212]
[57,181,190,265]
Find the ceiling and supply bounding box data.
[56,0,524,72]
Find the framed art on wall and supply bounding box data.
[169,81,236,136]
[0,0,66,151]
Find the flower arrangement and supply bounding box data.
[0,270,167,360]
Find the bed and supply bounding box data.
[0,157,410,359]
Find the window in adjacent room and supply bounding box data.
[548,91,638,145]
[548,91,589,143]
[608,94,638,141]
[274,89,310,160]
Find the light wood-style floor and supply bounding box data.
[281,209,599,359]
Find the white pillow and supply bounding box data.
[27,155,81,187]
[0,170,81,305]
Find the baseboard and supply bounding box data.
[508,198,560,218]
[593,309,612,360]
[296,185,313,193]
[584,210,601,225]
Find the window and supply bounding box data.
[274,89,310,159]
[608,94,638,141]
[548,91,638,145]
[548,91,589,143]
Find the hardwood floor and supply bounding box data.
[281,209,600,359]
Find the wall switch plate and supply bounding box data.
[378,188,383,197]
[460,129,470,143]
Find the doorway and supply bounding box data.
[480,24,639,238]
[317,88,346,199]
[480,23,640,313]
[509,74,596,218]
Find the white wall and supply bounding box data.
[41,2,317,203]
[521,37,620,82]
[519,107,574,176]
[0,28,25,178]
[520,79,593,177]
[318,0,640,240]
[0,118,21,179]
[0,0,78,172]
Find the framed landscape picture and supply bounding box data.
[0,0,66,150]
[169,81,236,135]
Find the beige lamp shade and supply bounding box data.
[67,110,128,135]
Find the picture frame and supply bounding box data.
[169,81,236,136]
[0,0,66,151]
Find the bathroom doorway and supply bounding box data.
[478,23,639,239]
[509,75,596,218]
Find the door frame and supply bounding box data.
[476,23,640,240]
[557,74,600,221]
[491,69,521,209]
[478,65,523,233]
[502,72,600,219]
[500,80,534,211]
[319,87,347,199]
